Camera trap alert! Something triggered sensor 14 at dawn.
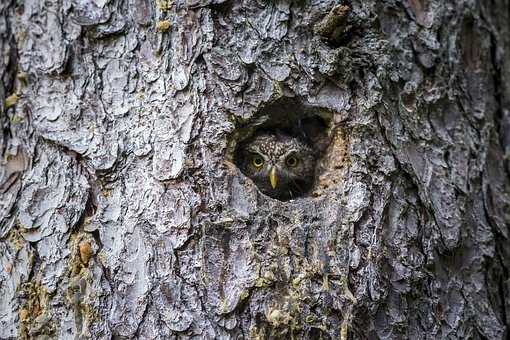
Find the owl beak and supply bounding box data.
[269,166,278,189]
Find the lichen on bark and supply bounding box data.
[1,0,509,339]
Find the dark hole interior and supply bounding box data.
[233,98,331,201]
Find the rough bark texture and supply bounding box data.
[1,0,509,339]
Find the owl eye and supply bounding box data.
[286,156,299,167]
[252,155,264,168]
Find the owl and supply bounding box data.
[237,131,316,200]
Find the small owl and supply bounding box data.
[237,131,316,200]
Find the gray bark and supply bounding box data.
[1,0,509,339]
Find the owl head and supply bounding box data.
[237,131,316,200]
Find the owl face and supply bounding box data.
[238,132,316,200]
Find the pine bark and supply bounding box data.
[1,0,509,339]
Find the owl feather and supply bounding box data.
[237,131,316,200]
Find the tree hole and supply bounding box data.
[231,97,349,201]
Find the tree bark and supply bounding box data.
[1,0,509,339]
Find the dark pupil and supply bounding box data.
[253,157,263,166]
[287,157,297,166]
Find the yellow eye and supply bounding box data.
[286,156,299,167]
[252,155,264,168]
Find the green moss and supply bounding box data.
[19,283,55,339]
[155,0,173,11]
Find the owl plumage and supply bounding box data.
[237,131,316,200]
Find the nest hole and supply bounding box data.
[231,97,349,201]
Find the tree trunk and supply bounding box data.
[1,0,509,339]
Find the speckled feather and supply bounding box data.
[238,131,316,200]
